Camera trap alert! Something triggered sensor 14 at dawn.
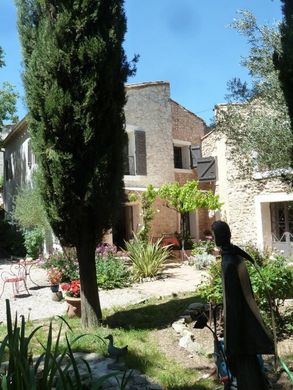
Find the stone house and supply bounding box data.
[201,122,293,257]
[3,81,214,249]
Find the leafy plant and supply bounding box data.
[47,267,63,285]
[96,254,131,289]
[12,179,49,231]
[189,253,216,270]
[0,300,122,389]
[128,185,158,243]
[0,212,25,257]
[158,181,222,255]
[23,228,44,259]
[197,253,293,336]
[192,239,216,256]
[96,243,117,257]
[125,235,171,280]
[61,280,80,298]
[43,249,79,282]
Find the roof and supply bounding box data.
[2,116,28,146]
[125,80,169,90]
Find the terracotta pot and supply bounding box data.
[65,296,81,318]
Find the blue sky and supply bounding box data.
[0,0,282,124]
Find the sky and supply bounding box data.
[0,0,283,125]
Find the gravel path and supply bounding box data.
[0,259,206,323]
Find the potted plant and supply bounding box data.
[47,267,63,292]
[61,280,81,318]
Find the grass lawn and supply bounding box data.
[0,292,217,389]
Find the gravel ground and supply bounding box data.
[0,259,207,324]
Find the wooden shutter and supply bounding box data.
[135,130,147,175]
[197,157,216,181]
[190,144,202,168]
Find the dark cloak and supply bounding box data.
[221,244,274,358]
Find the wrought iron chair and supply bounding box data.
[0,263,31,298]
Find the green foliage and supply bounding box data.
[125,235,171,280]
[23,228,44,259]
[0,176,3,190]
[192,239,216,256]
[159,180,221,215]
[96,253,131,289]
[136,185,158,243]
[16,0,137,326]
[43,249,79,282]
[189,252,216,270]
[16,0,136,246]
[0,214,25,257]
[159,180,222,248]
[13,181,49,231]
[0,300,123,388]
[0,47,18,128]
[274,0,293,181]
[197,252,293,336]
[247,256,293,311]
[217,10,292,172]
[197,259,223,304]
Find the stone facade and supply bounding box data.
[3,81,214,246]
[201,130,293,252]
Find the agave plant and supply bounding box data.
[125,235,171,280]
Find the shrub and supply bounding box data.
[191,239,215,256]
[0,213,25,257]
[24,228,44,259]
[196,253,293,336]
[96,253,131,289]
[96,243,117,257]
[125,235,171,280]
[189,252,216,270]
[43,249,79,282]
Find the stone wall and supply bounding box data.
[124,82,175,189]
[171,100,206,143]
[201,130,292,248]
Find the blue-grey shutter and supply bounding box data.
[197,157,216,181]
[135,130,147,175]
[190,145,202,168]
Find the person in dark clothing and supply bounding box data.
[211,221,274,390]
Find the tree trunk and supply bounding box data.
[76,236,102,328]
[180,213,185,262]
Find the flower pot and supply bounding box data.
[50,284,59,293]
[65,296,81,318]
[52,291,63,302]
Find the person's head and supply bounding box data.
[211,220,231,247]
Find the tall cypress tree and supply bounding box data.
[16,0,135,327]
[274,0,293,177]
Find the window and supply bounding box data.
[173,143,191,169]
[5,157,12,181]
[124,129,147,176]
[174,146,183,168]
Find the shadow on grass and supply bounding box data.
[125,348,215,390]
[104,294,203,330]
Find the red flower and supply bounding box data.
[61,280,80,297]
